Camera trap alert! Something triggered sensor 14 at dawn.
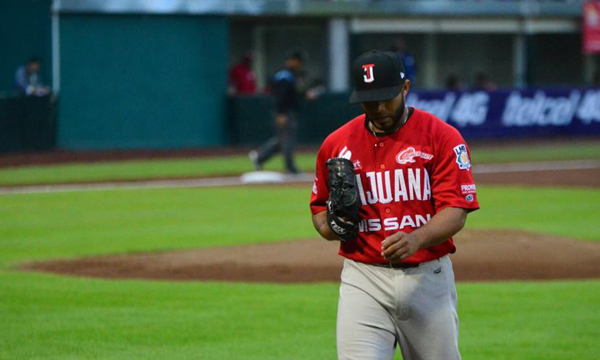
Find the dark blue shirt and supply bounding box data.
[270,69,300,114]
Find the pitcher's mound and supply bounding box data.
[21,229,600,283]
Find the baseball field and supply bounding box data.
[1,138,600,360]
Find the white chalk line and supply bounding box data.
[1,160,598,195]
[0,174,314,195]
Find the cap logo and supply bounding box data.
[362,64,375,83]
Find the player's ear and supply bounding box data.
[402,80,411,95]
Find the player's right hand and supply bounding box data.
[381,231,421,261]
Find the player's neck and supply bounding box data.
[368,106,408,137]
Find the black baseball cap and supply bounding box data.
[349,50,407,104]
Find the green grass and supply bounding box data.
[470,142,600,164]
[0,154,317,187]
[458,280,600,360]
[0,187,316,268]
[1,185,598,269]
[469,186,600,241]
[0,272,340,360]
[1,272,598,360]
[1,184,599,359]
[1,141,599,186]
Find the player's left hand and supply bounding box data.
[381,232,421,262]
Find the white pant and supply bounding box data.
[337,256,461,360]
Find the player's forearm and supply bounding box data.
[411,207,468,251]
[312,210,340,241]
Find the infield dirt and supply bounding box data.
[22,229,600,283]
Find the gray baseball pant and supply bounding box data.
[337,256,461,360]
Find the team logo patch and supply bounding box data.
[353,160,362,170]
[312,180,318,195]
[465,194,474,202]
[362,64,375,83]
[396,147,434,165]
[453,144,471,171]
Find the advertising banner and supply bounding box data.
[407,88,600,139]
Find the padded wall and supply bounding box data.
[0,0,52,94]
[58,14,229,149]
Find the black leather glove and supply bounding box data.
[326,158,360,242]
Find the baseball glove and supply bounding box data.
[326,158,360,242]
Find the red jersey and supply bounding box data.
[310,107,480,265]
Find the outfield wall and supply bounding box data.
[57,14,229,150]
[230,88,600,146]
[0,0,52,94]
[2,87,598,154]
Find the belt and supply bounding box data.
[369,262,420,269]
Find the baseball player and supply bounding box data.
[310,50,480,360]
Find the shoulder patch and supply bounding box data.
[453,144,471,171]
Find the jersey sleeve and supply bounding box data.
[310,143,331,214]
[430,126,480,213]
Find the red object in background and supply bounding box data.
[229,62,257,95]
[583,1,600,54]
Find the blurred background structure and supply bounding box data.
[0,0,598,153]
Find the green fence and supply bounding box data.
[0,0,52,94]
[58,15,229,150]
[0,93,360,154]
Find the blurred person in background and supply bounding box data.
[228,51,257,95]
[14,57,50,96]
[391,38,416,85]
[249,51,311,175]
[473,72,496,91]
[446,74,464,92]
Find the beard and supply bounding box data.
[368,98,406,133]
